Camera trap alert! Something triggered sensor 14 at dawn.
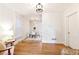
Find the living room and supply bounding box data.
[0,3,79,55]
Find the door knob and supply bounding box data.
[68,32,70,34]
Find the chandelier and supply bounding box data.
[36,3,43,13]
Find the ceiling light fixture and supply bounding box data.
[36,3,43,13]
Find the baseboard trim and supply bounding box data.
[42,43,65,46]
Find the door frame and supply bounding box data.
[65,11,78,46]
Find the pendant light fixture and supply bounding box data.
[36,3,43,13]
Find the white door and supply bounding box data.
[66,12,79,49]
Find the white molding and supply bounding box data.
[64,7,79,46]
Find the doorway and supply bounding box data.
[66,12,79,49]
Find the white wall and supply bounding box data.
[42,12,64,43]
[0,5,30,41]
[64,4,79,49]
[15,15,30,40]
[0,5,16,41]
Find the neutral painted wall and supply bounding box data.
[42,12,64,43]
[0,5,16,41]
[15,15,30,40]
[0,5,30,41]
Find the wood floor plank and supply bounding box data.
[14,39,65,55]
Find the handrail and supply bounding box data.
[0,40,16,55]
[0,48,11,55]
[0,48,11,52]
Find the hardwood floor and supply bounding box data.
[14,39,65,55]
[42,43,65,55]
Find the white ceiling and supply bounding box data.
[1,3,72,16]
[44,3,71,12]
